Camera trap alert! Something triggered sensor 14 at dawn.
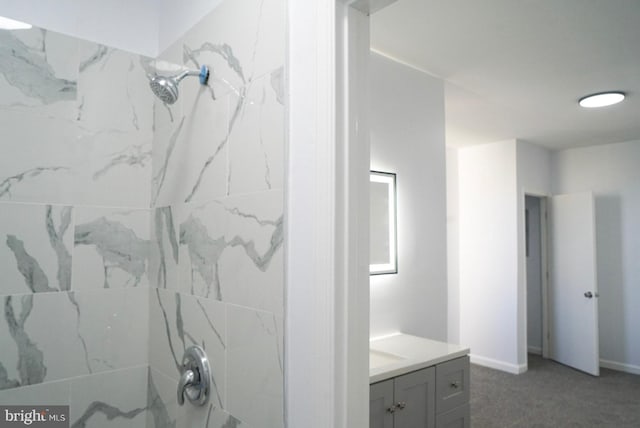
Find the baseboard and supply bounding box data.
[528,346,542,355]
[472,354,640,376]
[600,359,640,375]
[470,354,527,374]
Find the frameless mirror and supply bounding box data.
[370,171,397,275]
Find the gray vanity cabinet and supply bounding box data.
[370,367,436,428]
[370,356,470,428]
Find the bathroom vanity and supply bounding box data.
[370,334,470,428]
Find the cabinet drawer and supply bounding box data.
[435,356,470,414]
[436,403,470,428]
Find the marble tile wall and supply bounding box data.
[1,0,286,426]
[0,28,154,208]
[0,25,153,426]
[148,0,286,426]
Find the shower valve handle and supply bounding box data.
[177,345,211,407]
[177,369,196,406]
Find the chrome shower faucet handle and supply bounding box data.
[177,345,211,406]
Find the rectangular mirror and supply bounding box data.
[370,171,397,275]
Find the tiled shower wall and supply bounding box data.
[148,0,285,426]
[0,0,285,427]
[0,25,153,426]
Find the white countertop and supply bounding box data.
[369,333,469,384]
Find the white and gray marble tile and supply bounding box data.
[179,89,235,205]
[0,288,148,392]
[149,206,179,290]
[71,288,148,374]
[0,108,77,204]
[146,367,178,428]
[228,70,284,195]
[0,28,77,205]
[76,41,154,137]
[73,129,153,208]
[0,292,88,390]
[146,368,177,428]
[226,304,283,428]
[177,191,283,315]
[147,366,246,428]
[73,41,154,208]
[0,377,70,405]
[158,0,285,96]
[0,203,73,295]
[72,206,151,290]
[151,92,183,207]
[0,6,287,423]
[70,366,148,428]
[0,26,157,208]
[0,27,78,113]
[149,289,226,409]
[184,405,246,428]
[152,0,286,207]
[151,96,182,208]
[150,67,229,207]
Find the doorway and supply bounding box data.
[524,192,601,375]
[525,195,549,361]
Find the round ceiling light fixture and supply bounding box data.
[579,91,626,108]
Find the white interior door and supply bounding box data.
[549,192,600,376]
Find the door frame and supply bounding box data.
[523,193,550,363]
[285,2,371,427]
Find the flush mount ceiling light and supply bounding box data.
[0,16,32,30]
[579,92,626,108]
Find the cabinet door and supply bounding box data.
[394,367,436,428]
[436,403,470,428]
[370,379,394,428]
[436,356,470,414]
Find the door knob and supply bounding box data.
[584,291,593,298]
[177,345,211,406]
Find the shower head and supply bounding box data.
[149,65,210,105]
[150,77,179,104]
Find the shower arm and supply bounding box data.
[174,69,201,84]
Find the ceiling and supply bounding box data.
[370,0,640,150]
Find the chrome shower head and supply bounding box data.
[150,76,180,104]
[149,65,210,105]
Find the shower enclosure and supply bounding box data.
[0,0,285,426]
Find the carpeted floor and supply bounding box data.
[471,354,640,427]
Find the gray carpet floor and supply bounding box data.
[471,354,640,427]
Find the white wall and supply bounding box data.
[455,138,640,375]
[0,0,158,56]
[454,139,553,372]
[455,140,551,372]
[369,52,448,341]
[158,0,224,53]
[552,140,640,374]
[446,147,460,343]
[457,140,521,372]
[0,0,224,56]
